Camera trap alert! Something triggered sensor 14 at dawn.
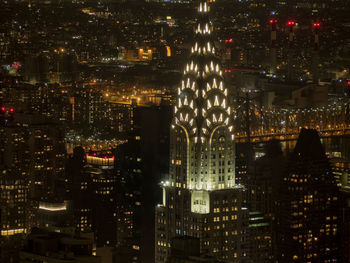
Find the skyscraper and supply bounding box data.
[0,110,65,262]
[155,2,248,262]
[277,129,340,263]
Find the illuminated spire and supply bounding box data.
[171,0,235,195]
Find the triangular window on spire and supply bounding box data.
[207,100,212,109]
[213,78,217,89]
[219,81,223,91]
[207,83,211,92]
[221,99,226,108]
[214,96,219,106]
[191,81,196,91]
[186,78,190,88]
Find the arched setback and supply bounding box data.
[189,125,235,214]
[209,125,236,190]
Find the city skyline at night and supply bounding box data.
[0,0,350,262]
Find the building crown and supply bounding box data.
[173,1,233,144]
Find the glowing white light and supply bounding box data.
[224,88,227,96]
[213,78,217,89]
[219,81,223,91]
[213,114,217,122]
[207,83,211,91]
[221,99,226,108]
[175,106,178,113]
[184,96,188,105]
[180,113,184,121]
[39,202,67,211]
[224,118,229,125]
[207,100,212,109]
[214,96,219,106]
[219,113,223,122]
[206,119,211,126]
[190,100,193,109]
[186,78,190,88]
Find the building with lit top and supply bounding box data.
[155,2,248,262]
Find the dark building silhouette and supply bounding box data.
[277,129,340,263]
[247,140,286,262]
[19,228,100,262]
[115,105,171,263]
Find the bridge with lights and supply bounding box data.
[234,102,350,143]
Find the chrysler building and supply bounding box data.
[155,1,248,262]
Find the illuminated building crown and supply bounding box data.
[171,1,235,197]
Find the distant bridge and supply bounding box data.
[234,102,350,143]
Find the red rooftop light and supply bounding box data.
[225,39,233,43]
[1,107,5,111]
[287,20,295,26]
[9,108,14,113]
[313,22,321,27]
[93,153,97,156]
[269,19,277,24]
